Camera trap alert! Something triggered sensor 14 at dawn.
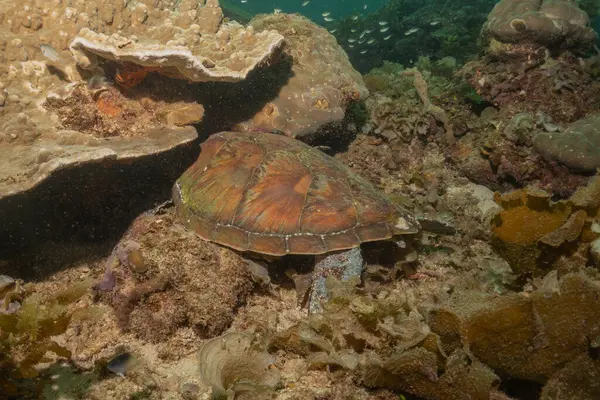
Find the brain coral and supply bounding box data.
[484,0,596,49]
[231,13,369,138]
[533,114,600,172]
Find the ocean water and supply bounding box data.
[224,0,389,20]
[223,0,502,73]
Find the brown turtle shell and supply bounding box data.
[173,131,419,256]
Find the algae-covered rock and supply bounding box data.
[491,188,572,274]
[533,114,600,172]
[429,272,600,383]
[96,211,255,342]
[0,280,94,388]
[491,176,600,274]
[361,347,501,400]
[541,354,600,399]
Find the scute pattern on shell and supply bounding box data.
[173,132,419,256]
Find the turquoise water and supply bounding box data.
[226,0,389,20]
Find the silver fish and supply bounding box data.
[40,44,60,62]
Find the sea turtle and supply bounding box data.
[172,131,420,311]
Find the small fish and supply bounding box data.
[358,38,366,44]
[365,29,373,33]
[329,29,337,33]
[348,38,356,43]
[363,4,367,9]
[367,39,375,44]
[380,27,389,33]
[324,16,334,22]
[360,31,366,39]
[107,353,138,378]
[274,8,282,13]
[349,44,355,48]
[40,44,60,62]
[241,0,247,3]
[383,34,392,40]
[360,49,368,54]
[405,28,419,35]
[351,28,357,33]
[302,0,310,6]
[87,74,111,91]
[322,11,331,17]
[351,15,358,20]
[430,21,440,26]
[378,21,388,26]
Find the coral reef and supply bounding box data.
[451,52,600,195]
[491,177,600,275]
[431,272,600,383]
[96,211,255,342]
[0,1,225,197]
[362,59,458,147]
[70,10,284,83]
[533,113,600,171]
[0,279,96,396]
[484,0,597,51]
[230,13,368,138]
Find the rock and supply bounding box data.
[96,211,255,342]
[231,13,368,138]
[591,238,600,265]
